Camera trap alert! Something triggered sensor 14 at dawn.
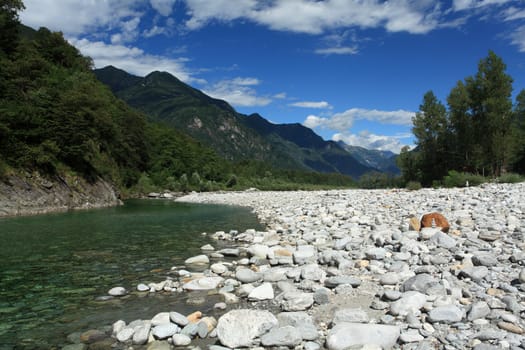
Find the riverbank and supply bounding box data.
[0,172,121,217]
[71,183,525,349]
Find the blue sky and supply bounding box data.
[20,0,525,153]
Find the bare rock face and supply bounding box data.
[420,212,450,233]
[0,172,121,217]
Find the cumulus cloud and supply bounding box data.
[203,78,272,107]
[303,108,414,131]
[20,0,143,35]
[290,101,332,109]
[150,0,177,16]
[110,17,141,44]
[333,131,411,154]
[69,38,202,84]
[183,0,443,34]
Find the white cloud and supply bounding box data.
[510,25,525,52]
[69,38,203,84]
[143,25,167,38]
[274,92,287,99]
[503,6,525,21]
[333,131,411,154]
[203,78,272,107]
[315,46,358,55]
[303,108,414,132]
[183,0,443,35]
[20,0,143,35]
[150,0,177,16]
[111,17,141,44]
[452,0,513,11]
[290,101,332,109]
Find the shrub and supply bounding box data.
[443,171,485,188]
[497,173,524,184]
[406,181,422,191]
[226,174,237,188]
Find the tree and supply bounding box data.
[397,145,420,184]
[412,91,449,185]
[447,80,474,171]
[0,0,25,56]
[466,50,513,176]
[511,89,525,172]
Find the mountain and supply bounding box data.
[243,114,374,177]
[337,142,400,175]
[95,66,376,178]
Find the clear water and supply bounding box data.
[0,199,263,349]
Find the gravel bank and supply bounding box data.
[76,183,525,349]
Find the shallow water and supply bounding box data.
[0,199,263,349]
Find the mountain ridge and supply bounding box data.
[95,65,380,178]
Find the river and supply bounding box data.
[0,199,263,349]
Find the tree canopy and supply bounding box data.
[399,51,523,186]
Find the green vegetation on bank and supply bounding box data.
[397,51,525,188]
[0,2,356,194]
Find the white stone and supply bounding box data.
[326,323,400,350]
[172,334,191,346]
[152,323,179,339]
[248,282,274,301]
[183,276,223,290]
[151,312,171,326]
[211,263,228,274]
[216,309,278,348]
[108,286,126,296]
[116,327,135,342]
[184,254,209,265]
[390,291,427,316]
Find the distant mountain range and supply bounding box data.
[95,66,399,178]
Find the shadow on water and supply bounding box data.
[0,199,263,349]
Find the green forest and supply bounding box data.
[397,50,525,187]
[0,1,355,193]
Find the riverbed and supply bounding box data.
[0,199,263,349]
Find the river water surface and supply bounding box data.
[0,199,263,349]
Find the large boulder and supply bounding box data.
[420,212,450,233]
[216,309,278,348]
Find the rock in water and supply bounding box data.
[420,212,450,233]
[216,309,278,348]
[326,323,400,350]
[184,254,209,265]
[182,276,223,290]
[108,286,127,297]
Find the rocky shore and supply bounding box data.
[0,173,121,217]
[71,183,525,349]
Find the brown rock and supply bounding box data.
[187,311,202,323]
[498,321,524,334]
[355,260,370,268]
[420,212,450,233]
[409,217,421,231]
[80,329,107,344]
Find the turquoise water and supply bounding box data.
[0,200,263,349]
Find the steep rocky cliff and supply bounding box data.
[0,172,121,217]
